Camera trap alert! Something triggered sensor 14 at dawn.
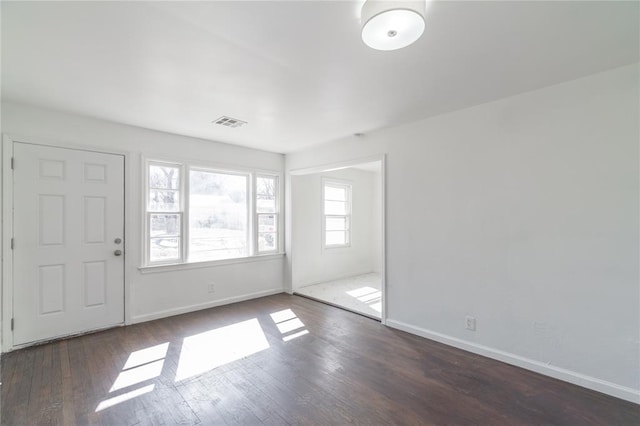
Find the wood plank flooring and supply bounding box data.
[2,293,638,425]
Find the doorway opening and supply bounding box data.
[290,159,384,320]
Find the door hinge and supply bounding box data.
[10,157,14,170]
[10,238,14,250]
[11,318,14,331]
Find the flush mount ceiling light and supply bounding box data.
[361,0,426,51]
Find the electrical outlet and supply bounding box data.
[207,283,216,293]
[465,316,476,331]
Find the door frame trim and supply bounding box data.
[2,134,131,352]
[285,154,387,324]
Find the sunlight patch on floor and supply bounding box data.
[96,385,155,412]
[296,273,382,319]
[97,342,170,412]
[110,359,164,392]
[270,308,297,323]
[275,317,306,334]
[175,318,269,381]
[110,342,169,391]
[346,286,377,298]
[270,308,309,342]
[283,329,309,341]
[346,286,382,312]
[123,342,169,370]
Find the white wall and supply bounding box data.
[286,64,640,402]
[1,102,286,347]
[292,168,378,288]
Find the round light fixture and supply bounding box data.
[361,1,426,51]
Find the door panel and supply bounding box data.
[13,142,125,345]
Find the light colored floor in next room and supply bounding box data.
[295,273,382,319]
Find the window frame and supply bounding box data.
[187,167,251,263]
[322,179,352,249]
[144,160,186,266]
[143,157,282,268]
[254,174,280,255]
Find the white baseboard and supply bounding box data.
[294,270,378,290]
[386,319,640,405]
[130,288,284,324]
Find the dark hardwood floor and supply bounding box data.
[2,293,638,425]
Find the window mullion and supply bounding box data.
[183,164,189,263]
[145,212,151,265]
[274,212,279,253]
[248,173,254,257]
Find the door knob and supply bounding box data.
[114,250,122,256]
[114,238,122,244]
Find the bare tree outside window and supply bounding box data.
[148,164,182,262]
[189,170,248,261]
[257,176,278,252]
[145,162,280,264]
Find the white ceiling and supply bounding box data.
[2,1,638,154]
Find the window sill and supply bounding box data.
[138,252,285,275]
[323,244,351,250]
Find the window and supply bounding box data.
[256,175,279,253]
[189,170,248,262]
[323,180,351,248]
[147,163,183,263]
[145,160,280,266]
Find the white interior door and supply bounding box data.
[13,142,125,345]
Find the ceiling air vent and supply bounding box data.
[213,116,247,128]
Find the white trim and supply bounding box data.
[286,154,387,324]
[123,151,134,325]
[386,319,640,404]
[138,252,284,274]
[248,171,254,256]
[3,133,131,157]
[142,156,282,267]
[289,154,385,176]
[140,154,147,268]
[187,167,252,261]
[144,160,185,265]
[379,155,387,324]
[183,163,191,261]
[142,150,281,178]
[130,288,284,324]
[2,135,15,352]
[284,172,293,294]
